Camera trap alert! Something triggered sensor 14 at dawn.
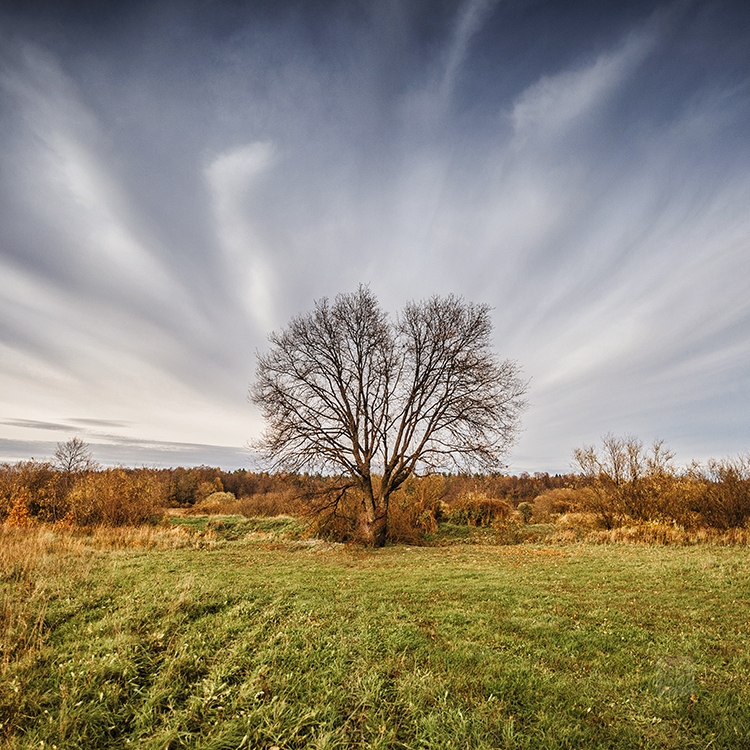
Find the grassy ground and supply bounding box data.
[1,522,749,749]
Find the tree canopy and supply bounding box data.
[54,437,97,474]
[251,286,528,545]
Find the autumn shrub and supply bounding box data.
[236,491,308,517]
[295,475,446,545]
[549,511,601,541]
[573,435,750,532]
[531,488,578,519]
[693,456,750,529]
[196,477,225,503]
[166,467,201,506]
[66,469,166,526]
[187,489,307,518]
[191,491,237,514]
[437,472,572,507]
[0,466,13,520]
[386,475,445,544]
[0,461,66,523]
[307,488,361,542]
[445,491,513,527]
[4,493,34,528]
[517,501,533,523]
[164,467,234,507]
[573,436,678,528]
[649,474,703,529]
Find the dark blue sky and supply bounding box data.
[1,0,749,470]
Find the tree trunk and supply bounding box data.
[360,489,389,547]
[362,513,388,547]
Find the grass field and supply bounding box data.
[2,520,749,748]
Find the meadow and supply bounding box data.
[2,519,749,749]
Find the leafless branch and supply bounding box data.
[250,286,528,545]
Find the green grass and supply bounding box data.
[168,515,305,540]
[2,526,750,748]
[426,521,559,546]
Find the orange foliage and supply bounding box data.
[4,492,33,528]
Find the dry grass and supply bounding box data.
[545,514,750,546]
[0,527,88,670]
[0,523,197,672]
[0,529,55,669]
[584,523,750,546]
[184,490,308,518]
[63,523,197,550]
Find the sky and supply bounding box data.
[0,0,749,473]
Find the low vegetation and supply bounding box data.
[2,521,749,748]
[2,432,749,747]
[2,434,749,547]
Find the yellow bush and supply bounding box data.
[193,491,237,514]
[0,461,65,522]
[531,488,580,521]
[236,491,307,517]
[4,493,34,528]
[445,491,513,527]
[66,469,165,526]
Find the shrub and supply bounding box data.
[194,491,237,514]
[445,492,513,527]
[4,493,34,528]
[572,437,750,532]
[572,435,677,528]
[66,469,165,526]
[308,488,360,543]
[688,456,750,530]
[386,476,444,544]
[0,461,65,523]
[236,491,307,518]
[517,502,533,523]
[530,488,579,521]
[197,477,224,503]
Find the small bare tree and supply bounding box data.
[251,286,528,546]
[573,434,675,527]
[54,437,98,474]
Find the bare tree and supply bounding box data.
[572,434,675,527]
[54,437,98,474]
[251,286,528,546]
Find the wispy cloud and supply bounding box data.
[0,1,749,470]
[68,417,131,428]
[1,45,176,297]
[510,30,653,141]
[1,419,74,432]
[205,142,277,331]
[439,0,499,108]
[0,437,252,469]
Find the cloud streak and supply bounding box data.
[1,0,749,470]
[205,142,277,331]
[438,0,500,109]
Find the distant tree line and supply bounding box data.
[1,436,749,542]
[0,440,568,530]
